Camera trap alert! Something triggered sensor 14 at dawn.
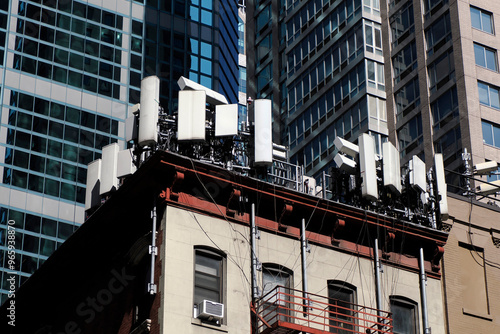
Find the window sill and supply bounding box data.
[191,318,228,332]
[462,308,493,321]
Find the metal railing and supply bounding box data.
[255,286,393,334]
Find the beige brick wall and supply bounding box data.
[158,206,446,333]
[442,196,500,333]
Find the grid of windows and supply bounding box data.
[14,1,125,98]
[395,76,420,117]
[286,0,362,46]
[287,22,363,77]
[478,81,500,110]
[434,125,461,166]
[2,90,119,203]
[474,43,498,72]
[423,0,448,18]
[390,2,414,48]
[398,114,423,158]
[471,6,494,34]
[290,98,369,167]
[428,48,455,93]
[0,207,77,304]
[287,17,373,76]
[425,11,452,56]
[392,40,417,84]
[431,86,459,131]
[0,3,7,67]
[288,61,368,116]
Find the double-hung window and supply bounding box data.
[474,43,498,71]
[194,248,224,307]
[261,264,292,324]
[328,281,357,334]
[390,296,418,334]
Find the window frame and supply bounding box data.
[478,81,500,110]
[193,247,226,314]
[327,280,357,334]
[470,6,494,35]
[390,296,419,334]
[261,264,293,324]
[474,43,498,72]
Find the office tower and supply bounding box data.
[382,1,500,191]
[238,1,247,127]
[0,0,239,304]
[137,0,239,112]
[247,0,389,179]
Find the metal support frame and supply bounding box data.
[419,247,431,334]
[251,203,261,300]
[301,218,310,313]
[374,238,383,322]
[148,200,158,294]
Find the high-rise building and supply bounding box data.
[247,0,389,180]
[247,0,500,193]
[382,0,500,192]
[0,0,239,304]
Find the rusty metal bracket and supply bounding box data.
[159,170,185,202]
[432,245,444,272]
[331,217,346,244]
[278,203,293,232]
[226,188,241,217]
[382,230,396,259]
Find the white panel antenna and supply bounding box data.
[334,136,359,157]
[178,90,207,141]
[273,143,287,161]
[215,104,239,137]
[334,153,357,172]
[474,160,498,174]
[138,76,160,147]
[100,143,119,195]
[478,180,500,196]
[177,76,228,105]
[409,155,426,192]
[382,142,401,195]
[125,114,138,143]
[85,159,101,210]
[254,99,273,166]
[117,149,137,178]
[434,154,448,220]
[358,134,378,200]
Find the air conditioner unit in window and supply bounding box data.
[197,300,224,321]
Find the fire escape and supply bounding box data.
[253,286,393,334]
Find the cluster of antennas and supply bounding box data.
[84,75,455,229]
[85,75,278,213]
[330,134,448,227]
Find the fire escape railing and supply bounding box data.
[255,286,393,334]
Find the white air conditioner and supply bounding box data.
[197,300,224,321]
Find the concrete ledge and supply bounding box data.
[462,308,493,321]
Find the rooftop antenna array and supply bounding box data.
[84,76,451,229]
[329,134,448,228]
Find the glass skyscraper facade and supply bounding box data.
[247,0,388,180]
[0,0,238,304]
[249,0,500,194]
